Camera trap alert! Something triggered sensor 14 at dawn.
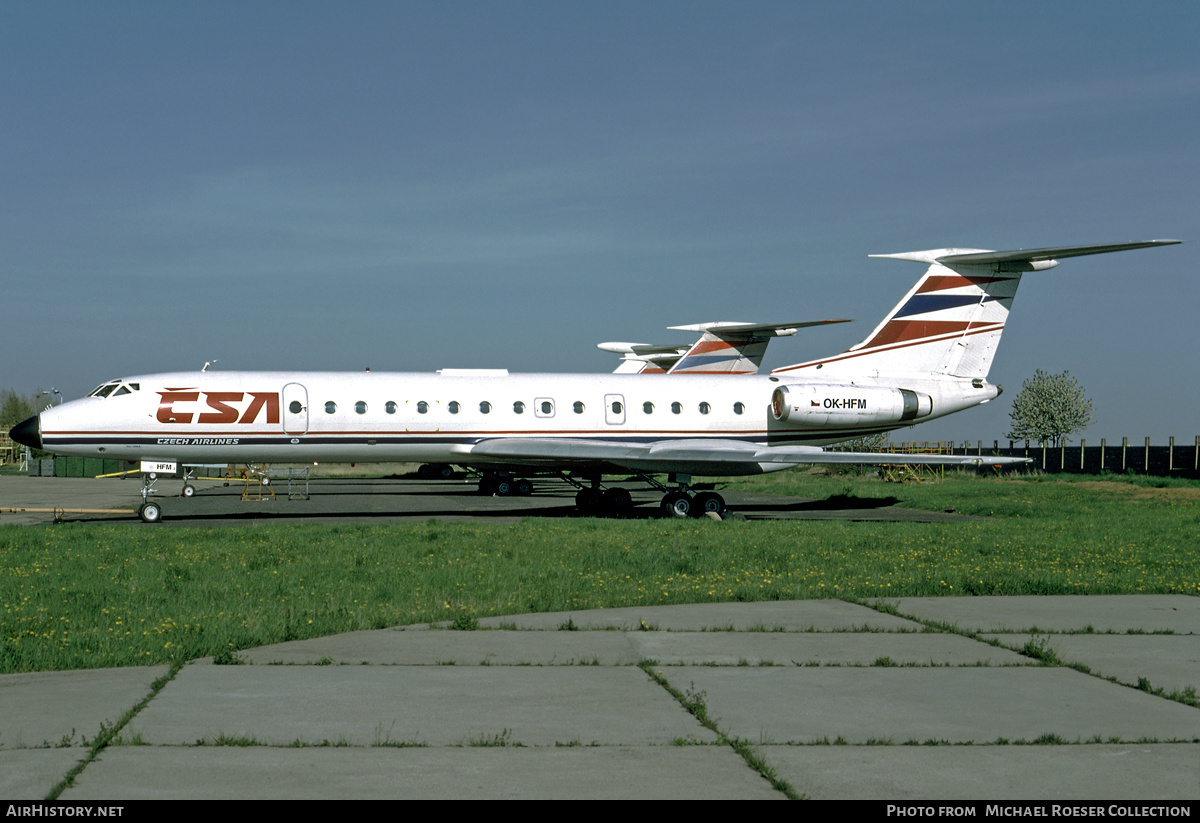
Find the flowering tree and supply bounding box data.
[1005,369,1096,446]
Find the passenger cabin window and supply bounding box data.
[573,401,585,414]
[417,401,428,414]
[643,402,654,414]
[513,401,525,414]
[671,402,682,415]
[325,401,337,414]
[733,402,745,415]
[610,400,623,414]
[448,401,460,414]
[289,401,303,414]
[385,401,397,414]
[479,401,491,414]
[699,402,710,415]
[540,401,553,415]
[355,401,367,414]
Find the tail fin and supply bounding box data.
[597,342,690,373]
[666,320,849,375]
[772,240,1180,379]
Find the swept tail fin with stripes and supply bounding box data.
[772,240,1179,380]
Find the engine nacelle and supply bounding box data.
[770,384,932,427]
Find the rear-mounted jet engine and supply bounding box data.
[770,384,932,427]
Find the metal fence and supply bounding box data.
[890,437,1200,478]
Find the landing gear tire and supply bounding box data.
[420,463,455,480]
[138,502,162,524]
[661,491,692,518]
[181,484,195,498]
[478,476,498,495]
[602,487,633,512]
[514,478,534,496]
[693,491,725,517]
[495,478,514,496]
[576,488,603,512]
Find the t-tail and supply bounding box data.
[772,240,1180,380]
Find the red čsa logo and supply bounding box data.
[156,389,280,425]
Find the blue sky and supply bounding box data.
[3,1,1196,442]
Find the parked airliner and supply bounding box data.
[11,240,1178,522]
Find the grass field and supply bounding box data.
[1,471,1197,673]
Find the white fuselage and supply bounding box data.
[36,370,995,474]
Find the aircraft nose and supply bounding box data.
[10,415,42,450]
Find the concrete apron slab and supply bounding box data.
[127,664,715,748]
[238,628,1028,667]
[984,633,1200,696]
[0,666,169,751]
[63,745,783,800]
[877,594,1200,633]
[237,629,646,666]
[762,744,1200,801]
[661,667,1200,745]
[475,599,924,631]
[628,632,1029,666]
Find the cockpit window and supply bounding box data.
[90,382,119,398]
[89,380,141,399]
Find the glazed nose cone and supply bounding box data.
[10,415,41,450]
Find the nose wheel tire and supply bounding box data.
[138,502,163,523]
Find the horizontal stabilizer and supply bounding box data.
[597,342,691,356]
[668,319,850,336]
[871,240,1181,272]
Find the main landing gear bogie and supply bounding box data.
[479,474,534,497]
[660,490,726,518]
[574,486,635,515]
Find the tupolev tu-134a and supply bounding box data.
[10,240,1179,522]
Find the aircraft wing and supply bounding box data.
[453,438,1030,473]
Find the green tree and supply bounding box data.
[0,389,37,427]
[1005,369,1095,446]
